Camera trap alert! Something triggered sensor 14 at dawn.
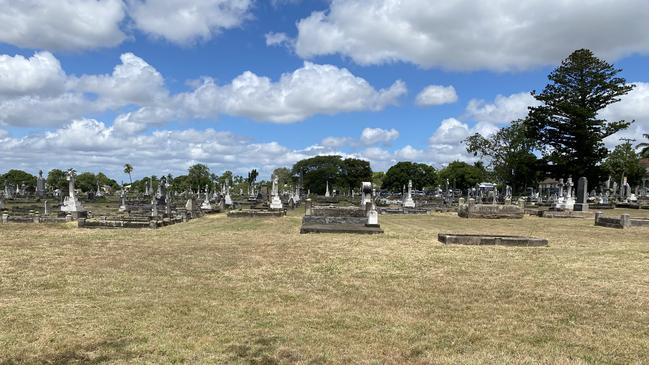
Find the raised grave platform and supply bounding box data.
[300,224,384,234]
[458,203,524,219]
[438,233,548,247]
[595,213,649,229]
[227,209,286,218]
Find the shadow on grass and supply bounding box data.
[0,337,146,365]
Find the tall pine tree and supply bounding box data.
[525,49,634,184]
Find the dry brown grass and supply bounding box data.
[1,208,649,364]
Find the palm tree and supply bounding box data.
[637,134,649,158]
[123,164,133,185]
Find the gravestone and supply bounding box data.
[403,180,415,208]
[574,177,589,211]
[270,175,283,210]
[324,181,330,198]
[36,170,45,197]
[60,169,86,215]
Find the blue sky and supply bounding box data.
[1,0,648,180]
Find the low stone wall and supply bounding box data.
[302,216,367,225]
[438,233,548,246]
[540,210,595,219]
[310,206,367,217]
[227,210,286,218]
[458,204,524,219]
[379,207,431,215]
[595,213,649,229]
[1,213,71,224]
[78,216,185,229]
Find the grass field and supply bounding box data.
[1,209,649,364]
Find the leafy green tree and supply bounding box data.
[465,120,541,193]
[47,169,68,192]
[292,155,345,194]
[372,172,385,188]
[171,175,190,193]
[218,170,233,187]
[96,172,119,190]
[76,172,97,193]
[123,164,133,185]
[188,164,211,190]
[3,170,36,191]
[637,134,649,158]
[438,161,485,191]
[341,158,372,192]
[381,162,437,192]
[603,142,645,186]
[272,167,294,189]
[247,169,259,185]
[525,49,635,184]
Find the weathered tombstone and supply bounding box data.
[324,181,330,197]
[403,180,415,208]
[360,182,372,208]
[270,175,283,210]
[574,177,589,211]
[43,200,48,215]
[366,189,379,226]
[36,170,45,197]
[60,169,86,215]
[151,196,158,217]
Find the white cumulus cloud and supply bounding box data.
[416,85,458,106]
[293,0,649,71]
[127,0,252,45]
[0,0,126,50]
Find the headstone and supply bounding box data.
[224,185,233,206]
[60,169,85,213]
[324,181,330,197]
[366,189,379,226]
[43,200,48,215]
[403,179,415,208]
[270,175,283,210]
[151,196,158,217]
[119,190,127,212]
[36,170,45,197]
[574,177,589,211]
[360,182,372,208]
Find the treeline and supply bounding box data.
[0,169,119,193]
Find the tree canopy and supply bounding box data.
[438,161,486,191]
[603,142,645,187]
[524,49,634,184]
[381,162,437,192]
[2,170,35,190]
[291,155,372,194]
[465,120,541,193]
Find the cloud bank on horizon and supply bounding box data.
[0,0,648,179]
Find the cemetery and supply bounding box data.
[1,36,649,363]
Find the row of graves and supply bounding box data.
[453,175,649,230]
[0,170,223,228]
[1,170,89,224]
[301,182,382,234]
[227,175,301,218]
